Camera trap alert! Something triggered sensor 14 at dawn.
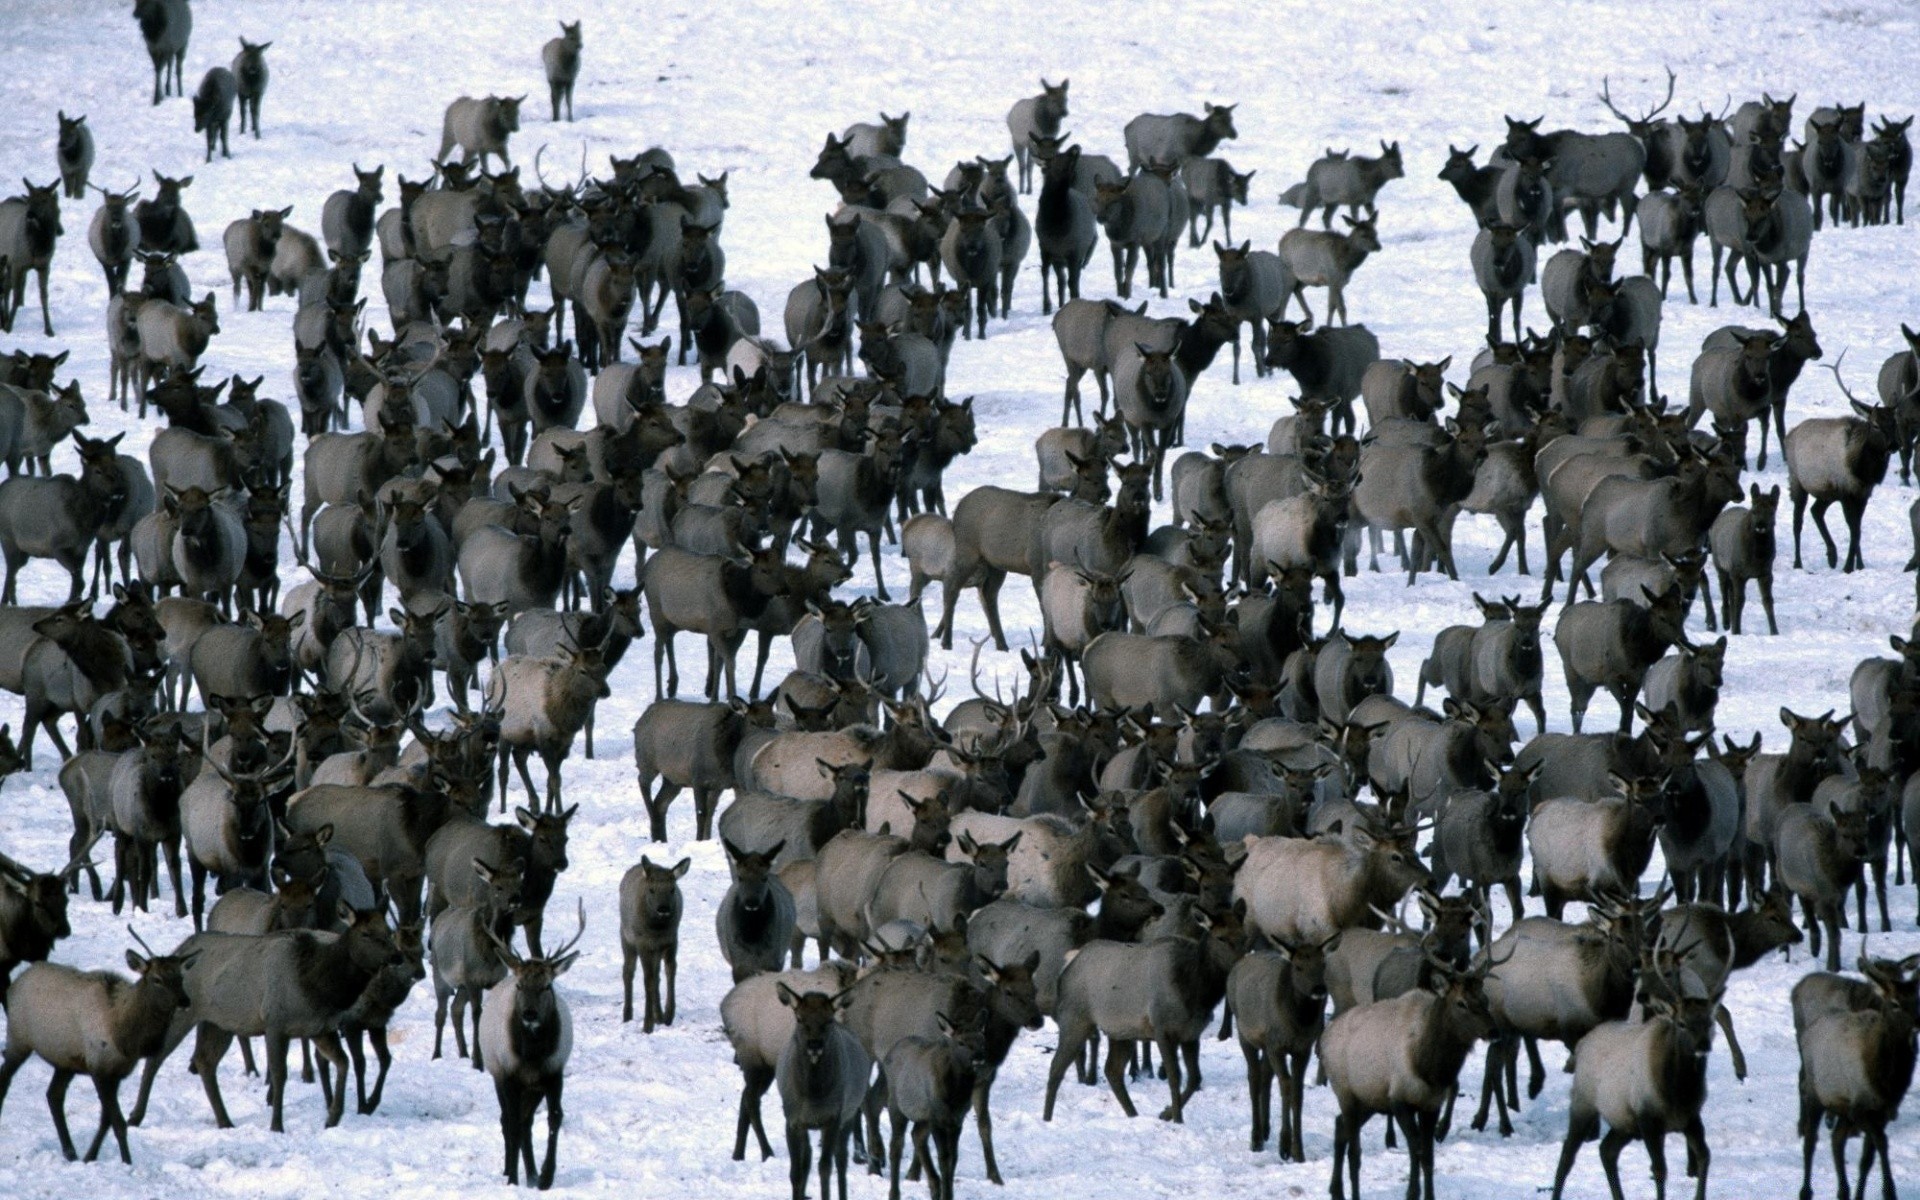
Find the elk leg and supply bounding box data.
[1241,1042,1267,1150]
[191,1023,238,1129]
[1100,1037,1138,1117]
[622,945,637,1023]
[887,1109,907,1200]
[536,1076,563,1189]
[732,1065,771,1161]
[663,947,678,1025]
[264,1030,295,1133]
[470,990,487,1070]
[1843,497,1868,572]
[970,1071,1001,1184]
[496,1078,521,1183]
[510,748,541,812]
[315,1034,349,1127]
[979,568,1010,652]
[44,1068,78,1159]
[1521,1036,1549,1101]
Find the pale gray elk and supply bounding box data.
[1122,103,1238,170]
[0,182,64,337]
[1793,954,1918,1200]
[438,96,524,172]
[1277,217,1379,326]
[1007,79,1069,192]
[642,544,786,700]
[1547,964,1721,1200]
[1528,774,1669,918]
[485,643,610,811]
[1282,141,1403,229]
[633,698,751,841]
[222,206,291,312]
[1233,823,1430,947]
[1785,358,1895,574]
[88,182,141,298]
[1042,902,1246,1125]
[1318,956,1500,1200]
[430,857,523,1066]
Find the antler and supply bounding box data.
[967,637,998,707]
[60,829,104,881]
[127,922,158,958]
[1822,347,1867,407]
[1599,67,1676,126]
[546,896,588,961]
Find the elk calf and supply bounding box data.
[0,935,195,1164]
[619,855,688,1031]
[191,68,236,163]
[542,22,582,122]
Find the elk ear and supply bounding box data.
[127,949,149,973]
[516,806,538,830]
[670,857,692,879]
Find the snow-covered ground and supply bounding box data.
[1,0,1918,1196]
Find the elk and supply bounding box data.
[0,839,92,1007]
[1786,353,1895,573]
[620,856,688,1031]
[132,0,191,104]
[88,181,141,297]
[1277,217,1380,326]
[231,38,270,136]
[486,643,610,811]
[1319,954,1502,1200]
[0,181,63,337]
[1007,80,1070,191]
[1794,953,1918,1200]
[1229,934,1339,1162]
[542,21,583,122]
[431,857,524,1066]
[1548,963,1721,1200]
[479,904,584,1190]
[131,905,402,1132]
[0,928,195,1164]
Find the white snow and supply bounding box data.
[0,0,1917,1196]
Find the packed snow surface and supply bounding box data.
[1,0,1919,1196]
